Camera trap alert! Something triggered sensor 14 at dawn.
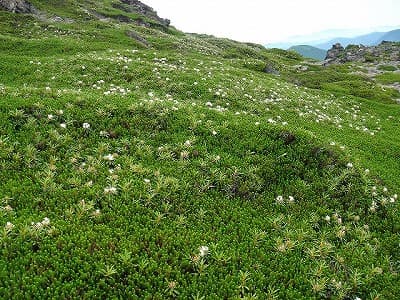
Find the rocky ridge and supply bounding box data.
[116,0,170,27]
[0,0,170,28]
[324,41,400,65]
[323,41,400,103]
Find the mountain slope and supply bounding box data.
[379,29,400,43]
[288,45,326,60]
[0,1,399,299]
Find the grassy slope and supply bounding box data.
[0,2,399,299]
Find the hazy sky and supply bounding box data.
[143,0,400,44]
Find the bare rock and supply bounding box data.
[325,43,344,60]
[126,30,150,47]
[119,0,170,27]
[0,0,36,13]
[264,63,280,75]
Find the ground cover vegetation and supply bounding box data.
[0,1,399,299]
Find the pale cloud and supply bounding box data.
[143,0,400,43]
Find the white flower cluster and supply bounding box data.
[103,153,117,161]
[31,217,51,230]
[104,186,117,195]
[275,195,295,204]
[369,186,398,212]
[324,213,343,224]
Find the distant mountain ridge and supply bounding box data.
[288,45,326,60]
[267,28,400,50]
[316,29,400,50]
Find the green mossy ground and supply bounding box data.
[0,1,399,299]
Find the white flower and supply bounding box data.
[205,102,213,107]
[288,196,295,203]
[180,151,189,159]
[199,246,209,257]
[104,186,117,194]
[100,131,109,137]
[60,123,67,128]
[47,114,54,120]
[275,195,284,204]
[3,205,13,212]
[86,180,93,187]
[83,123,90,129]
[103,154,115,161]
[5,222,14,231]
[364,169,370,174]
[184,140,192,147]
[57,110,64,115]
[324,215,331,222]
[34,222,43,230]
[370,201,378,212]
[346,162,353,168]
[92,209,101,217]
[212,130,217,136]
[144,178,151,184]
[42,217,50,226]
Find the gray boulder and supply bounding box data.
[264,64,280,75]
[0,0,36,13]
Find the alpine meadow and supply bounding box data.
[0,1,399,299]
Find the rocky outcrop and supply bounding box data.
[325,43,344,60]
[117,0,170,27]
[324,41,400,65]
[264,64,280,75]
[126,30,150,47]
[0,0,36,13]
